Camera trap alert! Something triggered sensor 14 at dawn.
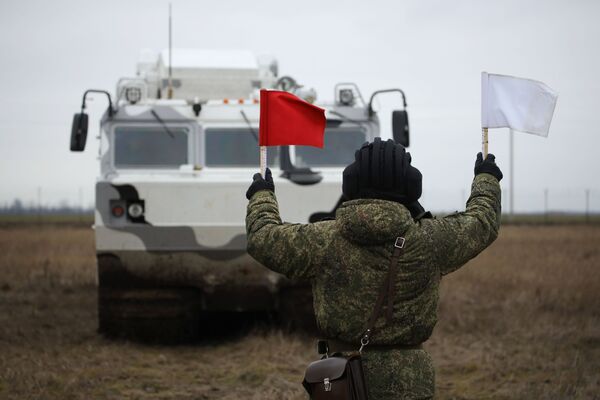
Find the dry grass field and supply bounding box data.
[0,223,598,399]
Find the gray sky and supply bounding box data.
[1,0,599,213]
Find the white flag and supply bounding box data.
[481,72,558,137]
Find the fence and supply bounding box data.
[423,187,599,223]
[1,186,599,224]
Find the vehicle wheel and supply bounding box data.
[98,287,202,344]
[278,284,318,334]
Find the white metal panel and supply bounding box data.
[106,169,343,226]
[159,49,258,70]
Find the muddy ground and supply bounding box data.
[0,224,598,399]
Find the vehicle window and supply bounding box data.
[295,128,366,167]
[114,126,189,168]
[205,129,279,167]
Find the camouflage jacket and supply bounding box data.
[246,173,501,345]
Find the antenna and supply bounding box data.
[168,2,173,99]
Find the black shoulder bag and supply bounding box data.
[302,236,406,400]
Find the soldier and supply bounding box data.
[245,138,502,399]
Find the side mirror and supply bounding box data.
[392,110,410,147]
[70,112,89,151]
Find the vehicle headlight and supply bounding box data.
[125,87,142,104]
[339,89,354,106]
[128,203,144,218]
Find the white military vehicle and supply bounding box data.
[70,49,410,342]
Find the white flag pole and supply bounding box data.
[481,72,489,159]
[509,128,515,217]
[259,146,267,177]
[482,127,489,158]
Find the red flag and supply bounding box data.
[259,89,326,148]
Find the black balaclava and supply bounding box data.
[342,138,425,218]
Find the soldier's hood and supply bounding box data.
[335,199,413,245]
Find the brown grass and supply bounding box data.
[0,225,96,289]
[0,225,598,399]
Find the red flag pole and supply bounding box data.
[260,146,267,177]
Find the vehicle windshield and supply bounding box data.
[114,126,189,168]
[294,127,366,167]
[205,128,279,167]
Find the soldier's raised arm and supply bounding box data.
[245,169,329,280]
[421,153,503,275]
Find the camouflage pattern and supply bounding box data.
[362,348,435,399]
[246,173,501,399]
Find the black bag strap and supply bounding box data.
[359,236,405,352]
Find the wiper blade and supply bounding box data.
[150,109,175,138]
[240,110,259,142]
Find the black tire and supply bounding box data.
[98,287,202,344]
[278,284,318,334]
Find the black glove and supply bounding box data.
[246,168,275,200]
[474,152,503,181]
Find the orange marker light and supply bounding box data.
[112,205,125,218]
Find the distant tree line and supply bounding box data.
[0,199,93,215]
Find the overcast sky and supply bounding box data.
[0,0,599,213]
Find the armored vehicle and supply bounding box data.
[70,49,410,341]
